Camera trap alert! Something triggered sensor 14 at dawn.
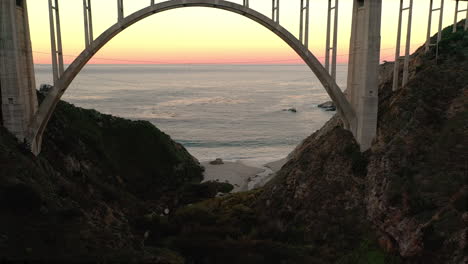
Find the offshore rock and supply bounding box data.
[209,158,224,165]
[39,84,53,95]
[282,107,297,113]
[318,101,336,111]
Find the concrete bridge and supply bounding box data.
[0,0,467,155]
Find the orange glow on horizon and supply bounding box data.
[27,0,462,65]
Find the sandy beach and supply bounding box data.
[202,158,287,192]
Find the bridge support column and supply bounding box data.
[299,0,309,49]
[325,0,339,80]
[272,0,279,23]
[118,0,124,22]
[48,0,64,84]
[347,0,382,150]
[83,0,94,48]
[425,0,444,53]
[453,0,468,32]
[0,0,38,142]
[392,0,413,91]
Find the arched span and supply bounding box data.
[28,0,356,154]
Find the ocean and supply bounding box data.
[35,64,347,167]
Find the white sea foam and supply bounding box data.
[158,96,249,107]
[35,64,343,163]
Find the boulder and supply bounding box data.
[209,158,224,165]
[318,101,336,111]
[282,108,297,113]
[39,84,53,95]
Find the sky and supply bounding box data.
[26,0,464,65]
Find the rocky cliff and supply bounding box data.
[257,22,468,263]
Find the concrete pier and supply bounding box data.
[0,0,38,142]
[347,0,382,150]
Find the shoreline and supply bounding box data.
[201,158,287,193]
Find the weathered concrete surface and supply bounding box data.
[0,0,38,142]
[27,0,356,155]
[346,0,382,150]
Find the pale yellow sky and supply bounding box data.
[27,0,464,64]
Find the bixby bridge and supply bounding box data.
[0,0,467,155]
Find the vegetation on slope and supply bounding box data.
[255,21,468,264]
[0,98,231,261]
[0,21,466,263]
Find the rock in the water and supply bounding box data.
[282,108,297,113]
[209,158,224,165]
[39,84,53,95]
[318,101,336,111]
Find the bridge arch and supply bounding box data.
[28,0,356,154]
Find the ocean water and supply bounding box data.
[35,64,347,166]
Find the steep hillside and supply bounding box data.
[40,98,204,201]
[257,21,468,263]
[0,98,208,261]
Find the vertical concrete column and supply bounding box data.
[393,0,413,91]
[0,0,38,142]
[48,0,64,83]
[437,0,445,43]
[325,0,339,80]
[299,0,309,48]
[453,0,460,33]
[466,4,468,30]
[426,0,434,52]
[83,0,94,48]
[402,0,413,88]
[118,0,124,22]
[331,0,339,81]
[392,0,404,91]
[426,0,445,53]
[346,0,382,150]
[272,0,279,23]
[453,0,468,32]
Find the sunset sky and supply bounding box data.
[27,0,463,64]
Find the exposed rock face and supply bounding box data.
[258,117,372,262]
[257,25,468,263]
[364,27,468,262]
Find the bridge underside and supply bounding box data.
[25,0,367,155]
[0,0,386,155]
